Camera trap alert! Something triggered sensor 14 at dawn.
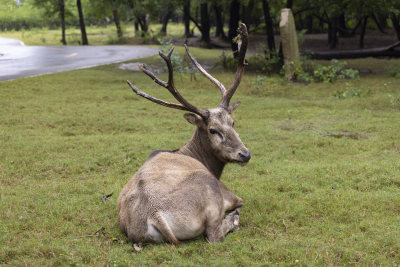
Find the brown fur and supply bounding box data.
[118,107,250,244]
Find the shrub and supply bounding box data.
[283,59,360,83]
[312,59,359,83]
[334,82,371,99]
[219,49,282,74]
[157,37,187,74]
[218,50,358,84]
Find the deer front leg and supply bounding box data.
[206,209,240,243]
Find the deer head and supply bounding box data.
[127,23,250,165]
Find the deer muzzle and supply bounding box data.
[238,149,251,163]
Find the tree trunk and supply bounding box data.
[328,17,338,49]
[306,14,313,33]
[345,18,361,36]
[359,16,368,49]
[377,14,388,31]
[110,0,123,38]
[214,3,226,39]
[372,13,386,34]
[137,15,148,36]
[262,0,275,55]
[200,3,211,47]
[328,21,332,44]
[286,0,293,9]
[160,8,172,34]
[59,0,66,45]
[392,15,400,41]
[318,17,324,32]
[134,20,139,32]
[76,0,88,45]
[195,5,199,24]
[228,0,240,57]
[183,0,191,37]
[338,14,346,37]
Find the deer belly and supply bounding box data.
[146,223,164,243]
[162,212,205,240]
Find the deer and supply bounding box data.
[118,23,250,244]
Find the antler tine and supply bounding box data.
[139,64,168,88]
[159,47,176,88]
[127,48,209,119]
[219,23,248,109]
[127,80,189,111]
[158,47,209,119]
[184,44,226,97]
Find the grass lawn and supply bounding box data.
[1,47,400,265]
[1,24,137,46]
[0,23,199,46]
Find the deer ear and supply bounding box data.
[184,113,203,126]
[228,101,241,114]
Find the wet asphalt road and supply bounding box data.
[0,37,158,81]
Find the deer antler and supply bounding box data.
[183,23,248,109]
[127,47,209,119]
[184,44,226,97]
[219,23,248,109]
[127,24,248,117]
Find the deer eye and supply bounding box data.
[209,128,218,134]
[232,121,235,127]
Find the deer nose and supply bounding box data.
[238,150,251,162]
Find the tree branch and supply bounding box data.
[189,14,202,32]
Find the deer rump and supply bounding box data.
[118,23,249,244]
[118,151,243,244]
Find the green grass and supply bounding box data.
[0,23,198,46]
[0,25,133,46]
[1,49,400,265]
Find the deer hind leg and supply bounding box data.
[206,209,240,243]
[148,212,180,245]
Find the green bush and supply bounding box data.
[157,37,189,74]
[219,50,358,85]
[312,59,359,83]
[219,50,282,74]
[281,59,313,83]
[284,59,360,83]
[334,82,371,99]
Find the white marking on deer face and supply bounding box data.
[184,105,251,165]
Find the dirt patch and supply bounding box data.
[323,131,368,140]
[277,120,315,132]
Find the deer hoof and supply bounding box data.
[233,214,239,227]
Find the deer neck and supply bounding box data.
[177,128,225,179]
